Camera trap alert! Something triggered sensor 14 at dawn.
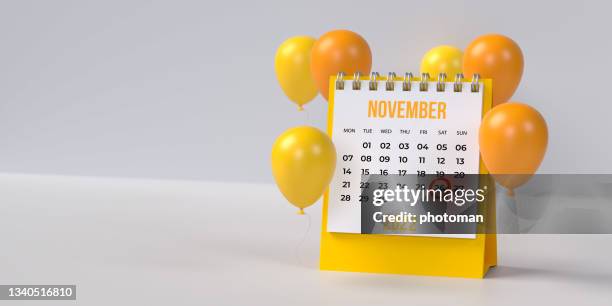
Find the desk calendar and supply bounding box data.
[320,72,497,278]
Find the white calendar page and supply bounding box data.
[326,79,484,234]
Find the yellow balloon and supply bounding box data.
[271,126,336,214]
[274,36,319,110]
[420,45,463,79]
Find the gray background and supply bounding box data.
[2,174,611,305]
[0,0,609,183]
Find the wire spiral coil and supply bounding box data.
[335,72,482,93]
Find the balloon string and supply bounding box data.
[294,212,312,268]
[304,108,309,125]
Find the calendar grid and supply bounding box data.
[326,79,484,234]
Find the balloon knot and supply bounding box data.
[297,208,305,215]
[298,105,304,111]
[507,189,515,197]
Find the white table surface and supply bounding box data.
[1,173,611,305]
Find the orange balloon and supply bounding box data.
[311,30,372,100]
[479,102,548,195]
[463,34,524,107]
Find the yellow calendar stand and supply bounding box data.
[320,76,497,278]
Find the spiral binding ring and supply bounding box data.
[454,73,464,92]
[352,72,362,90]
[369,72,379,91]
[336,71,481,92]
[471,74,480,92]
[386,72,396,91]
[420,73,430,91]
[437,73,447,92]
[403,72,413,91]
[336,72,345,90]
